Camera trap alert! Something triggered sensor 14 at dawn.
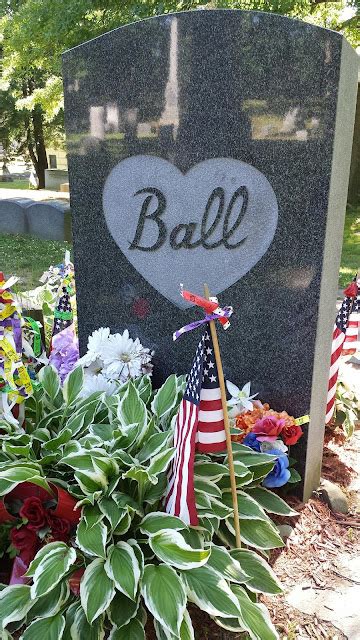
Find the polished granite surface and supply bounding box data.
[63,10,356,467]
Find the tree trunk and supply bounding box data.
[31,106,48,189]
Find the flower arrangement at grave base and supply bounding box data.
[227,381,304,488]
[0,364,297,640]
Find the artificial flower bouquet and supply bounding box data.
[227,381,304,488]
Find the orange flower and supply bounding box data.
[232,403,296,443]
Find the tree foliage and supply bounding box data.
[0,0,358,184]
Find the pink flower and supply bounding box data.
[252,416,285,442]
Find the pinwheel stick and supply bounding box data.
[203,284,241,548]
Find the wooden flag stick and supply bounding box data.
[203,284,241,548]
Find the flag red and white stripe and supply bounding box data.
[164,329,226,525]
[325,279,359,424]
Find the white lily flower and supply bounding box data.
[80,373,116,398]
[226,380,258,417]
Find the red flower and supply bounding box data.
[19,497,46,530]
[47,512,71,542]
[252,416,285,442]
[69,568,84,596]
[10,526,38,552]
[282,423,303,446]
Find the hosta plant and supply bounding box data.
[0,365,296,639]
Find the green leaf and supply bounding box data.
[227,518,284,550]
[0,585,32,629]
[230,549,282,595]
[38,365,61,402]
[80,558,115,624]
[249,463,276,482]
[213,616,244,632]
[20,613,65,640]
[31,543,76,599]
[181,565,240,618]
[0,468,52,497]
[193,462,228,479]
[99,498,123,530]
[149,529,210,569]
[43,429,72,451]
[153,609,194,640]
[194,478,222,499]
[138,432,170,464]
[119,383,147,434]
[151,375,177,420]
[109,619,145,640]
[230,584,279,640]
[26,542,65,577]
[76,520,107,558]
[104,542,140,601]
[108,592,139,629]
[28,581,69,619]
[83,505,104,529]
[232,451,277,467]
[287,468,301,483]
[246,487,298,516]
[147,448,175,476]
[140,512,187,535]
[141,564,186,637]
[70,606,105,640]
[207,546,249,583]
[63,366,84,405]
[222,490,269,520]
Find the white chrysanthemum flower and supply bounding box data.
[226,380,258,417]
[81,373,116,398]
[102,330,152,383]
[261,439,288,454]
[78,327,110,367]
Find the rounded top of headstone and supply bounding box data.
[62,8,351,56]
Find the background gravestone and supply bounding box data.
[27,200,72,241]
[0,198,32,234]
[63,10,358,497]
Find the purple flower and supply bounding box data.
[262,449,290,488]
[243,432,261,452]
[49,325,79,383]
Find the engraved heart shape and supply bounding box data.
[103,156,278,308]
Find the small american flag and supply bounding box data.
[164,328,226,525]
[52,286,73,337]
[325,278,359,424]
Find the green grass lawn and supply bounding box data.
[339,204,360,289]
[0,179,30,189]
[1,234,72,291]
[0,203,359,292]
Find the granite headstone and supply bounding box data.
[63,10,358,497]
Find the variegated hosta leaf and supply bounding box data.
[99,497,124,530]
[226,517,284,551]
[193,462,228,480]
[80,558,115,624]
[139,512,188,536]
[27,581,70,620]
[245,487,298,516]
[137,432,170,464]
[147,448,175,476]
[206,546,250,583]
[0,585,32,629]
[118,383,147,436]
[19,612,65,640]
[212,616,245,632]
[128,539,144,577]
[30,543,77,599]
[230,584,279,640]
[38,365,61,403]
[141,564,186,637]
[104,542,140,601]
[151,374,177,420]
[154,609,195,640]
[76,519,107,558]
[63,366,84,406]
[109,619,145,640]
[108,592,139,629]
[193,477,222,499]
[222,490,269,521]
[70,606,105,640]
[149,529,210,570]
[230,549,282,594]
[0,467,52,497]
[181,565,241,618]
